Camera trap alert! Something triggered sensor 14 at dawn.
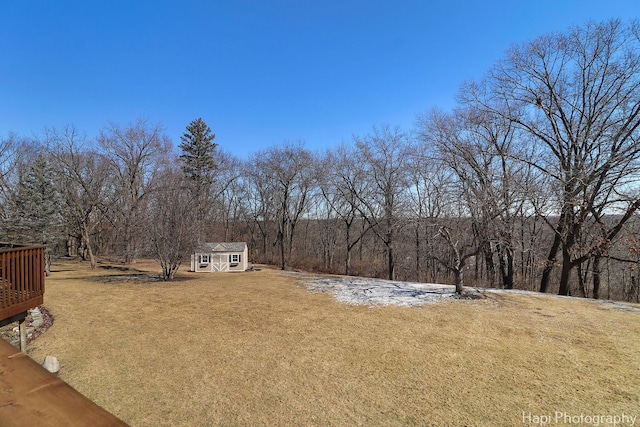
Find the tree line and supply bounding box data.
[2,19,640,302]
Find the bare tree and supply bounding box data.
[417,106,533,289]
[147,165,197,280]
[309,189,340,272]
[406,146,452,282]
[320,144,374,275]
[98,119,172,264]
[249,142,315,270]
[352,125,412,281]
[243,159,277,263]
[208,151,244,241]
[47,127,111,268]
[468,19,640,296]
[433,224,480,295]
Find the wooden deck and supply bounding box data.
[0,244,45,321]
[0,244,129,425]
[0,338,129,426]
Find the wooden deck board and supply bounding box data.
[0,339,129,427]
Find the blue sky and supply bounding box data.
[1,1,639,157]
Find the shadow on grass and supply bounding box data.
[87,273,200,284]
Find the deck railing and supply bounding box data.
[0,244,45,321]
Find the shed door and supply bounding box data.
[212,254,229,272]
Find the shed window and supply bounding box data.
[199,255,210,264]
[229,254,241,264]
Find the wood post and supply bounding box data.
[19,316,27,352]
[0,312,28,352]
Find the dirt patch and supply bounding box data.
[92,273,161,283]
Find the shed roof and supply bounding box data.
[197,242,247,253]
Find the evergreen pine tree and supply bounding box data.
[6,154,64,274]
[179,117,218,188]
[179,118,218,235]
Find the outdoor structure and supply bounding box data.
[0,244,129,425]
[191,242,249,272]
[0,244,45,352]
[0,338,129,426]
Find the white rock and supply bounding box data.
[30,308,43,329]
[42,356,60,375]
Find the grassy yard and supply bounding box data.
[25,259,640,426]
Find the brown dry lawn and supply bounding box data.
[25,259,640,426]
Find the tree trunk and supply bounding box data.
[540,230,562,293]
[163,262,179,280]
[279,229,287,270]
[483,242,495,286]
[498,244,514,289]
[385,210,395,281]
[454,269,464,295]
[344,221,352,276]
[387,243,395,281]
[592,256,601,300]
[82,223,97,269]
[577,263,587,298]
[415,221,421,282]
[558,247,573,296]
[44,251,52,277]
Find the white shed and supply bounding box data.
[190,242,249,272]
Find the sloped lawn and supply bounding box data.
[26,259,640,426]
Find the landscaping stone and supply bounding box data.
[30,308,43,329]
[42,355,60,375]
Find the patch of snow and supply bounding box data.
[296,274,460,307]
[295,273,640,312]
